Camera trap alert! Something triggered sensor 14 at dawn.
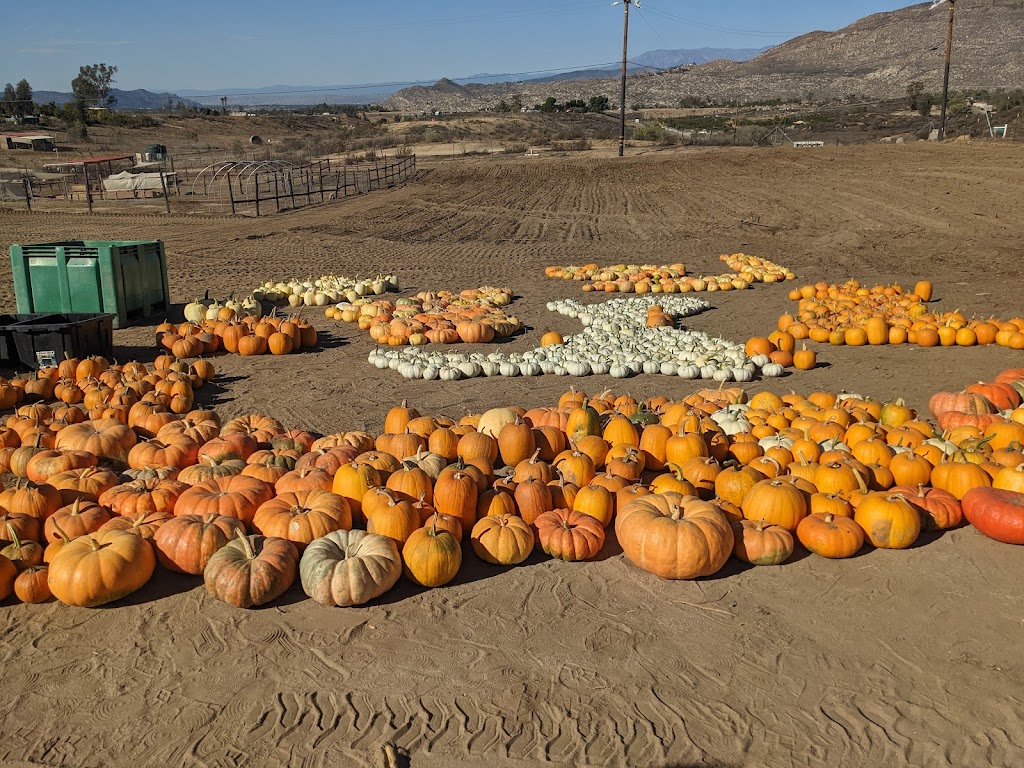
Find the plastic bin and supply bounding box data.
[10,240,171,329]
[0,313,114,370]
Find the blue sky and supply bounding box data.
[3,1,922,92]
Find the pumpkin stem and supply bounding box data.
[756,518,766,532]
[823,513,834,523]
[7,523,21,550]
[236,529,256,560]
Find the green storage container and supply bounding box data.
[10,240,171,329]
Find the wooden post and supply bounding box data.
[254,172,261,216]
[305,168,312,205]
[289,172,296,208]
[273,173,280,212]
[85,164,93,213]
[318,162,324,202]
[159,171,171,214]
[22,178,32,211]
[226,171,236,215]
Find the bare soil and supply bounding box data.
[0,143,1022,768]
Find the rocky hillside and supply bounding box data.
[386,1,1024,111]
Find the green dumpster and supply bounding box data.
[10,240,171,329]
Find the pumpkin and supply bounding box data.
[14,564,52,603]
[366,497,420,545]
[534,508,606,561]
[332,462,382,526]
[48,466,120,505]
[252,490,352,551]
[97,510,172,541]
[275,467,333,494]
[204,532,299,608]
[731,519,794,565]
[853,493,921,549]
[99,478,188,518]
[47,529,156,607]
[25,449,98,485]
[741,479,808,531]
[402,518,462,587]
[299,529,402,607]
[128,438,200,471]
[714,465,764,507]
[571,484,615,528]
[174,475,275,527]
[615,493,733,578]
[154,513,246,574]
[796,512,865,558]
[2,480,63,520]
[54,418,138,466]
[0,553,15,599]
[2,525,44,570]
[889,485,962,531]
[470,514,535,565]
[44,499,111,541]
[432,470,478,534]
[961,487,1024,545]
[0,512,41,547]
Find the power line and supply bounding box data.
[641,3,796,38]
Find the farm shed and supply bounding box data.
[2,132,56,151]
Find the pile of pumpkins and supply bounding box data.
[253,274,399,308]
[156,311,317,359]
[544,254,796,294]
[183,291,263,324]
[371,295,789,381]
[781,279,1024,349]
[328,286,522,346]
[3,367,1023,610]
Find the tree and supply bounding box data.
[495,100,511,113]
[71,63,118,108]
[509,95,523,112]
[588,95,610,113]
[538,97,558,113]
[14,79,33,117]
[220,96,228,114]
[906,82,924,111]
[1,83,14,117]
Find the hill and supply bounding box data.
[31,88,201,110]
[385,1,1024,111]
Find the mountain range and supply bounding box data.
[171,47,767,107]
[31,88,202,110]
[385,0,1024,112]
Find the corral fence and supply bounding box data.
[6,154,416,216]
[184,154,417,215]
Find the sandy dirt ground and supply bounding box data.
[0,144,1023,768]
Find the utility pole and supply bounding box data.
[617,0,633,157]
[932,0,956,141]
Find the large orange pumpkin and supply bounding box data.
[47,529,156,607]
[615,492,733,579]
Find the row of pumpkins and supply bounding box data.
[327,286,522,346]
[155,312,318,358]
[544,254,796,294]
[780,279,1024,349]
[370,295,792,381]
[2,368,1023,610]
[253,273,400,308]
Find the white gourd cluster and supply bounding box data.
[252,274,399,308]
[368,295,786,381]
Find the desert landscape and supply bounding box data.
[1,141,1023,768]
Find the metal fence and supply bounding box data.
[8,154,416,216]
[184,155,417,215]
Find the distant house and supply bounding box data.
[1,132,56,151]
